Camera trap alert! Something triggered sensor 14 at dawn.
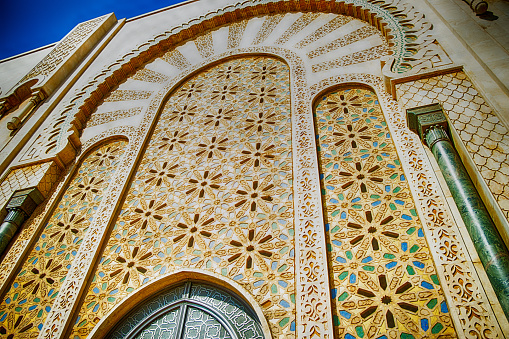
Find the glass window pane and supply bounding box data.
[183,306,232,339]
[135,308,180,339]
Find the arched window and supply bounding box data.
[109,281,265,339]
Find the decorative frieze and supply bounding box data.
[131,68,169,84]
[275,13,321,45]
[294,15,353,49]
[253,14,284,45]
[312,44,389,72]
[103,90,152,102]
[307,25,380,59]
[161,50,191,71]
[228,20,248,49]
[87,107,143,128]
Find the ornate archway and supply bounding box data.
[109,281,265,339]
[21,0,447,167]
[0,2,503,339]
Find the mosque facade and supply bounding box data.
[0,0,509,338]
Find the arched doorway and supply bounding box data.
[109,281,265,339]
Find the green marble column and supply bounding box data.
[0,209,27,254]
[0,187,43,255]
[408,103,509,321]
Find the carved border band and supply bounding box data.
[19,0,442,171]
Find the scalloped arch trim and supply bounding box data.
[25,0,433,168]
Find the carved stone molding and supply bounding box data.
[80,126,138,157]
[19,0,448,174]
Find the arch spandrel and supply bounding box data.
[85,269,272,339]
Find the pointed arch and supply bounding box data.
[87,269,272,339]
[68,53,305,338]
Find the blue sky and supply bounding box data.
[0,0,187,60]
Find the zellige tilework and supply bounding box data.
[314,87,457,338]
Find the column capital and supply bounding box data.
[462,0,488,14]
[0,187,45,254]
[6,187,44,217]
[31,90,46,103]
[406,103,450,146]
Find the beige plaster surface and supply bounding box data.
[0,46,52,96]
[417,0,509,129]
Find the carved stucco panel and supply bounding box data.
[35,47,335,339]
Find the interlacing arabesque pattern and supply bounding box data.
[315,87,457,338]
[0,140,127,338]
[71,56,295,338]
[112,282,264,339]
